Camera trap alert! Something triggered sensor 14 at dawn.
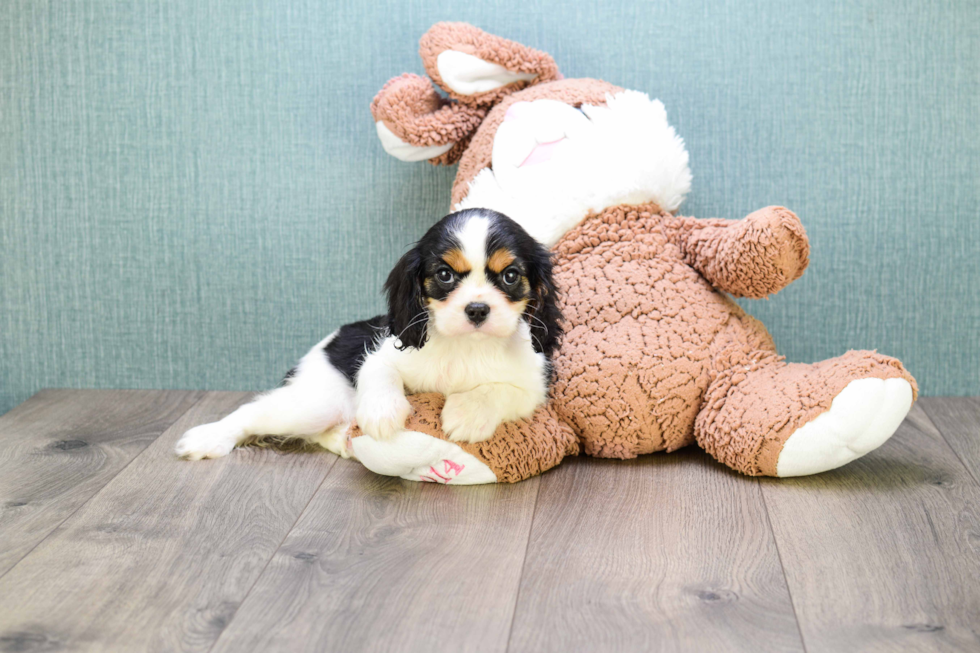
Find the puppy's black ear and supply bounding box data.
[525,244,564,358]
[384,247,428,350]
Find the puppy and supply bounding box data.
[175,208,563,460]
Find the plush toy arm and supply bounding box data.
[666,206,810,298]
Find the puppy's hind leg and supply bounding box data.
[175,334,355,460]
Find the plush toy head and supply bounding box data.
[371,22,692,247]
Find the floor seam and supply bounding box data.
[0,390,208,584]
[758,479,810,653]
[503,475,544,653]
[203,455,339,653]
[921,399,980,488]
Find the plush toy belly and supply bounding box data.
[549,205,776,458]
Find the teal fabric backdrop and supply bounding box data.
[1,0,978,414]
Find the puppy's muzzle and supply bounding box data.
[464,302,490,326]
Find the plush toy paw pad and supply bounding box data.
[349,429,497,484]
[175,422,240,460]
[776,378,913,477]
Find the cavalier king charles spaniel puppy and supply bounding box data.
[175,208,563,460]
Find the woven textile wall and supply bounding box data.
[2,0,978,414]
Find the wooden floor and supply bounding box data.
[0,391,977,652]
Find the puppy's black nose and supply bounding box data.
[465,302,490,326]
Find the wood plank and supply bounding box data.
[209,460,540,653]
[760,404,980,652]
[507,453,804,652]
[920,397,980,485]
[0,391,335,653]
[0,389,203,576]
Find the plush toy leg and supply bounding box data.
[695,350,917,477]
[350,429,498,485]
[347,393,580,484]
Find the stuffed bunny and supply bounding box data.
[345,22,917,484]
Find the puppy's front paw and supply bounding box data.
[175,422,241,460]
[441,392,501,444]
[356,393,413,440]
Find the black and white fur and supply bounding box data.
[175,208,562,460]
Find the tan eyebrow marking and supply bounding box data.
[487,249,516,274]
[443,248,471,274]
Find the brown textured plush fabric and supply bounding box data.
[663,207,810,299]
[420,22,562,107]
[387,204,917,480]
[550,204,917,472]
[551,204,798,458]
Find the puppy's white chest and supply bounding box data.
[397,337,532,395]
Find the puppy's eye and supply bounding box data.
[436,268,455,285]
[502,268,520,286]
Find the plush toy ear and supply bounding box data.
[420,22,561,107]
[370,73,486,165]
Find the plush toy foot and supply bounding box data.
[346,392,579,484]
[696,350,917,477]
[776,377,913,477]
[349,429,497,485]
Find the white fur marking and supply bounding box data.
[456,214,489,273]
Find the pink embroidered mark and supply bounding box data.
[519,138,565,167]
[418,459,467,484]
